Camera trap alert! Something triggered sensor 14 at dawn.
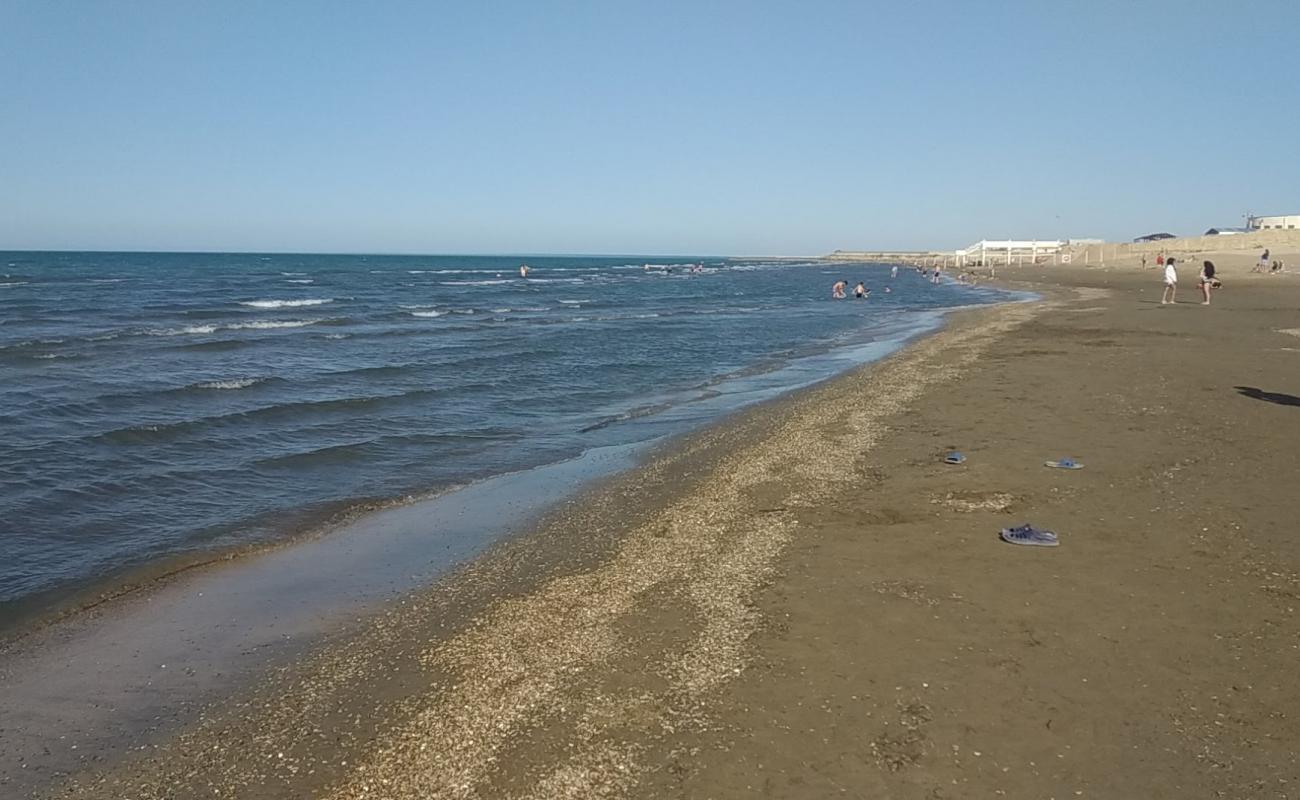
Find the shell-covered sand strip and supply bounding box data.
[320,301,1043,800]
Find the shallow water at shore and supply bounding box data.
[1,252,1010,622]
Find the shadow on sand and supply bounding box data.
[1235,386,1300,408]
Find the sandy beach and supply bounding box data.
[10,262,1300,799]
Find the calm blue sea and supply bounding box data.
[0,252,1009,615]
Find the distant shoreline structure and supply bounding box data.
[828,227,1300,268]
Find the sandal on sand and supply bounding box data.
[1044,457,1083,470]
[943,451,966,465]
[1000,524,1059,547]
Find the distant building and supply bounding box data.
[1247,214,1300,231]
[1204,227,1248,235]
[957,239,1064,265]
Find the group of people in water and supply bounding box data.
[830,279,878,299]
[830,262,977,299]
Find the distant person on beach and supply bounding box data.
[831,279,847,299]
[1259,249,1271,272]
[931,267,941,284]
[890,265,899,279]
[853,282,868,299]
[1199,260,1216,305]
[1141,255,1147,269]
[1156,252,1165,267]
[1162,257,1178,304]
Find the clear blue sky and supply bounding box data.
[2,1,1296,255]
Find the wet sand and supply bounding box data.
[13,265,1300,798]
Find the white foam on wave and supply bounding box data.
[525,277,584,284]
[240,298,334,308]
[410,310,445,318]
[150,324,220,336]
[0,281,30,287]
[285,279,314,284]
[281,272,308,276]
[439,279,513,286]
[194,377,263,390]
[323,333,350,339]
[558,299,588,304]
[227,319,324,330]
[149,318,326,336]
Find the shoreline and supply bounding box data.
[0,268,972,641]
[1,286,1011,797]
[15,294,1050,799]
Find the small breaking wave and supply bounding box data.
[410,310,445,318]
[439,279,513,286]
[193,377,264,390]
[148,319,327,336]
[285,279,315,284]
[149,324,220,336]
[240,298,334,309]
[227,319,324,330]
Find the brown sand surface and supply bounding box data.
[32,267,1300,799]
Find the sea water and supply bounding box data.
[0,252,1010,616]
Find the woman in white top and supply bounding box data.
[1162,258,1178,305]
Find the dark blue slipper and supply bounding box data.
[1000,524,1059,547]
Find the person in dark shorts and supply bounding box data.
[1198,260,1217,305]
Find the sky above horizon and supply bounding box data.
[3,1,1297,256]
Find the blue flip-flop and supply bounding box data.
[1000,524,1059,547]
[1044,457,1083,470]
[944,451,966,465]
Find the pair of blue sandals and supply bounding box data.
[942,452,1082,470]
[942,451,1082,547]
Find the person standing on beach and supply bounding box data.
[1162,257,1178,304]
[1156,252,1165,267]
[853,281,868,299]
[1199,260,1216,305]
